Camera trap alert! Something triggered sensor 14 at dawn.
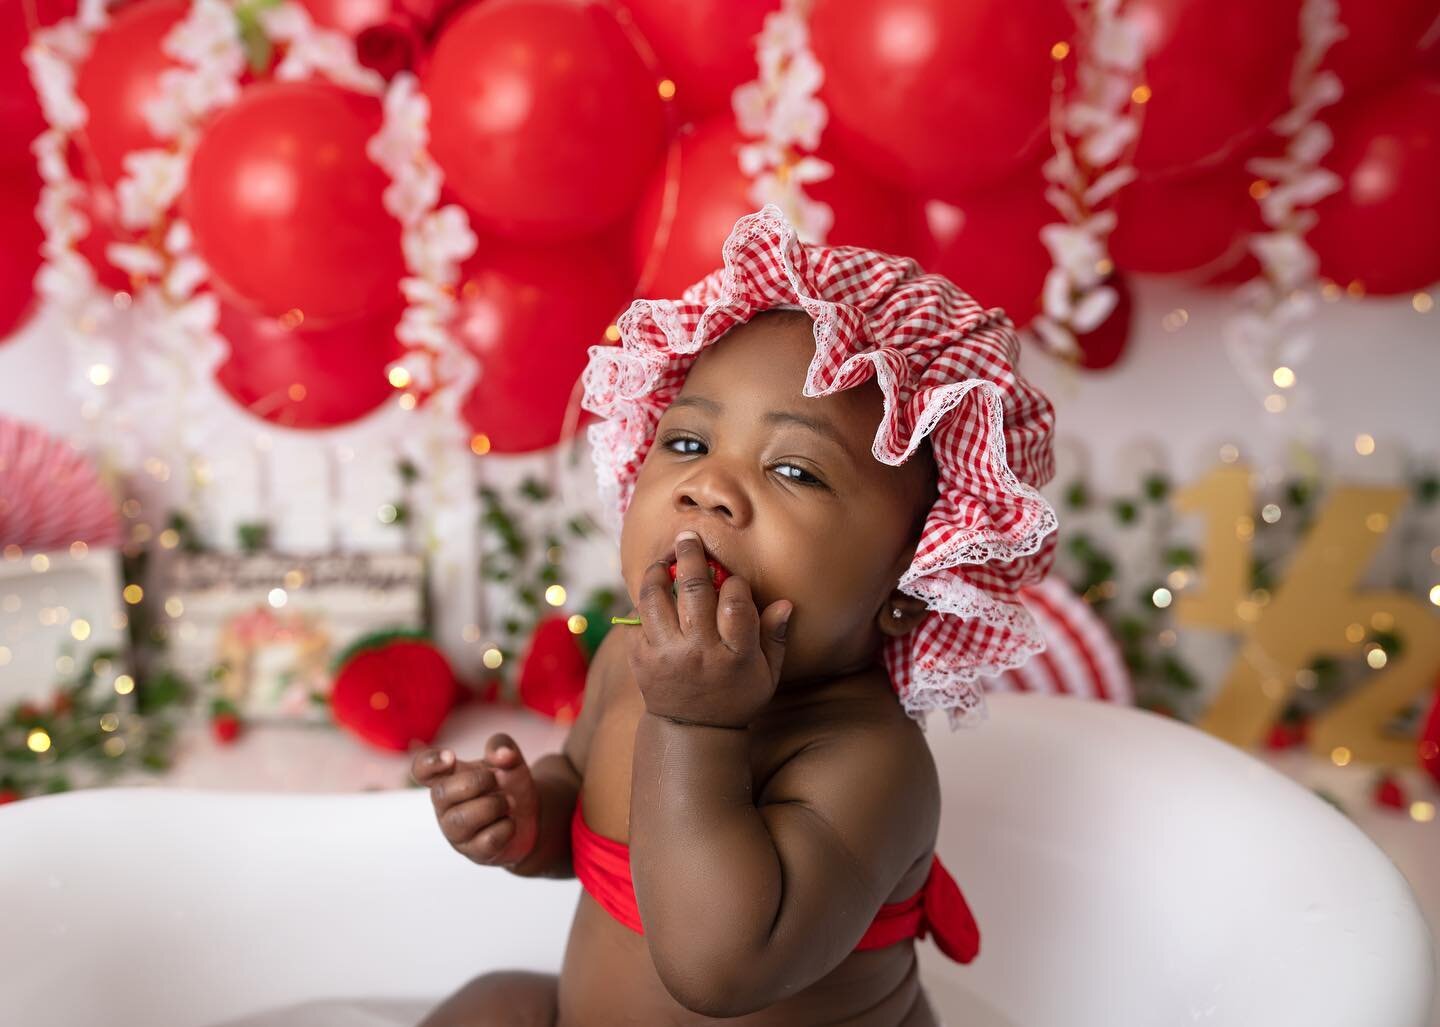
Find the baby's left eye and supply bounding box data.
[775,463,823,487]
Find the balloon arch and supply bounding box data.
[3,0,1437,452]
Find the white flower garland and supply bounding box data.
[1223,0,1345,421]
[1027,0,1148,360]
[24,0,480,512]
[732,0,833,244]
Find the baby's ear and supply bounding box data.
[876,591,928,638]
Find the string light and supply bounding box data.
[159,528,180,549]
[1365,512,1388,533]
[1429,585,1440,607]
[1219,444,1239,464]
[1365,646,1387,670]
[1354,433,1375,455]
[1346,279,1365,298]
[1161,309,1188,332]
[3,544,21,560]
[377,504,398,524]
[1413,802,1436,823]
[123,585,144,604]
[70,619,91,641]
[567,614,588,634]
[1050,40,1069,60]
[604,324,621,342]
[114,675,135,695]
[267,588,287,608]
[482,648,503,669]
[461,624,481,643]
[287,383,307,401]
[1414,293,1434,313]
[398,393,417,410]
[1272,366,1295,388]
[27,729,51,754]
[88,364,112,386]
[470,434,491,455]
[1261,504,1282,524]
[1130,83,1151,104]
[31,554,50,572]
[1330,746,1352,767]
[1344,622,1366,643]
[657,79,676,100]
[1151,587,1172,609]
[69,541,89,558]
[164,597,184,618]
[545,585,567,606]
[1263,393,1287,413]
[387,367,412,389]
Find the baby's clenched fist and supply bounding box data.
[411,733,539,869]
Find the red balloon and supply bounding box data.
[297,0,395,37]
[73,0,186,186]
[0,0,75,149]
[424,0,667,242]
[457,232,635,453]
[1307,75,1440,294]
[216,301,404,429]
[1127,0,1303,178]
[1322,0,1440,95]
[1110,158,1264,276]
[619,0,778,123]
[0,160,45,342]
[184,81,404,325]
[631,117,929,298]
[811,0,1073,199]
[929,164,1055,327]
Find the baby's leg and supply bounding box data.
[415,970,558,1027]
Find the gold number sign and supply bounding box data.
[1175,465,1440,767]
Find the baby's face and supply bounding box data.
[618,310,938,685]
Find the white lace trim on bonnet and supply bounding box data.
[581,205,1060,730]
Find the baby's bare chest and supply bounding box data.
[576,660,803,844]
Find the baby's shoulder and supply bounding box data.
[755,670,940,826]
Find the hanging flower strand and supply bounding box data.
[1222,0,1345,420]
[1027,0,1148,361]
[731,0,833,244]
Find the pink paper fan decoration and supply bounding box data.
[0,417,121,551]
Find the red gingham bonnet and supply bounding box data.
[580,205,1059,729]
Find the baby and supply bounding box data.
[412,206,1059,1026]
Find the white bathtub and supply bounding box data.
[1,693,1433,1027]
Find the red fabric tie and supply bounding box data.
[571,798,979,963]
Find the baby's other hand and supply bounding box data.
[411,733,539,869]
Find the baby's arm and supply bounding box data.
[629,700,939,1018]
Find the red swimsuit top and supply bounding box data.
[569,797,980,964]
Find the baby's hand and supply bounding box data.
[630,531,793,729]
[411,733,539,869]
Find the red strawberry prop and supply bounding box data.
[517,615,589,723]
[212,713,242,745]
[330,638,458,751]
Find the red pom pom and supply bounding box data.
[1373,774,1408,811]
[330,639,458,751]
[211,713,242,745]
